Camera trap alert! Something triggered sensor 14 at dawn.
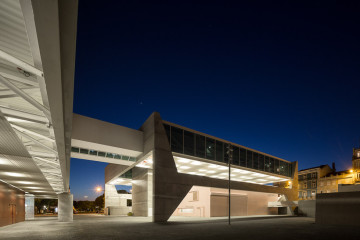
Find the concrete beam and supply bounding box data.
[72,114,144,155]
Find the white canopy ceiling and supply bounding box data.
[0,0,77,198]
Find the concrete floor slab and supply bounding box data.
[0,215,359,240]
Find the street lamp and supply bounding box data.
[226,144,233,226]
[95,186,105,214]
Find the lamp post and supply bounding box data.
[95,186,105,214]
[227,144,233,225]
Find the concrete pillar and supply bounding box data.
[132,167,153,216]
[25,194,35,220]
[105,184,118,209]
[58,192,73,222]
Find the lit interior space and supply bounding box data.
[171,186,282,218]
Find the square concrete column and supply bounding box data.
[25,194,35,220]
[58,192,73,222]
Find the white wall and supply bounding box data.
[172,186,211,217]
[172,186,279,218]
[105,184,132,209]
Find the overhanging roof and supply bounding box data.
[0,0,78,197]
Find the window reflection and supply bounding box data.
[206,138,215,160]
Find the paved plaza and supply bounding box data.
[0,215,360,240]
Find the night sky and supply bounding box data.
[70,1,360,200]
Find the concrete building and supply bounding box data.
[104,184,132,215]
[85,113,300,222]
[0,0,298,227]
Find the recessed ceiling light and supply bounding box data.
[191,161,202,165]
[252,173,267,177]
[0,157,10,165]
[25,186,42,189]
[177,158,190,163]
[3,172,25,177]
[17,181,35,185]
[216,176,226,179]
[179,166,190,169]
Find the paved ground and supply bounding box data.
[0,215,359,240]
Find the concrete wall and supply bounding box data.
[172,186,211,217]
[105,164,129,184]
[298,200,316,217]
[316,192,360,225]
[210,194,247,217]
[132,167,152,216]
[104,184,132,209]
[338,184,360,192]
[108,206,132,216]
[0,180,25,227]
[210,188,278,217]
[172,186,279,218]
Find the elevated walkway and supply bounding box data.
[71,114,143,165]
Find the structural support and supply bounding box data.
[33,157,60,168]
[25,194,35,220]
[14,128,58,154]
[10,123,55,143]
[0,106,48,124]
[58,192,73,222]
[0,49,43,77]
[0,74,51,119]
[0,71,39,87]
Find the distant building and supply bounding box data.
[317,170,354,193]
[298,147,360,199]
[336,147,360,192]
[298,165,333,200]
[352,148,360,181]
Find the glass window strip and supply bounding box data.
[72,146,135,161]
[163,123,291,177]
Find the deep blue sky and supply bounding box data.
[70,0,360,200]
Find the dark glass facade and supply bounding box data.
[163,123,293,177]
